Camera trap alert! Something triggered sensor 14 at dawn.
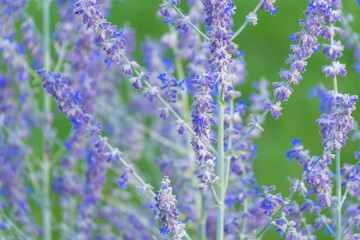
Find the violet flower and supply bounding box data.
[152,176,186,239]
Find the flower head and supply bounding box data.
[153,176,186,239]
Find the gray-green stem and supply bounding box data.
[231,0,263,41]
[335,147,341,240]
[118,51,217,155]
[224,98,234,194]
[330,23,341,240]
[255,151,326,239]
[0,209,29,240]
[42,0,52,239]
[216,90,225,240]
[226,109,270,155]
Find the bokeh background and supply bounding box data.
[25,0,360,239]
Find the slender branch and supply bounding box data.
[231,0,263,41]
[54,42,67,73]
[340,220,359,239]
[226,108,270,155]
[199,195,207,240]
[340,188,348,206]
[216,90,225,240]
[342,160,360,179]
[168,0,265,43]
[41,0,52,239]
[255,152,325,239]
[240,164,249,239]
[168,1,209,41]
[210,184,222,206]
[255,202,286,239]
[301,218,313,236]
[0,210,30,240]
[329,20,342,240]
[116,109,188,155]
[118,51,217,154]
[0,36,38,79]
[224,98,234,194]
[316,213,335,237]
[335,150,342,240]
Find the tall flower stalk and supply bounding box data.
[41,0,52,239]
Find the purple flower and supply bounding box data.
[322,61,347,78]
[246,12,258,26]
[158,107,169,120]
[190,73,218,191]
[309,84,330,113]
[152,176,185,238]
[175,120,186,135]
[261,0,278,13]
[273,82,293,102]
[354,62,360,74]
[270,6,280,16]
[202,0,234,93]
[355,151,360,160]
[260,186,284,216]
[322,41,344,61]
[274,0,338,108]
[316,91,358,151]
[264,98,282,120]
[118,166,134,189]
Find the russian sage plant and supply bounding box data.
[0,0,360,239]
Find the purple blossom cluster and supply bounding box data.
[202,0,234,93]
[317,92,358,151]
[190,72,218,191]
[1,0,360,239]
[74,0,126,69]
[267,0,342,119]
[152,176,186,239]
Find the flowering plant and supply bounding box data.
[1,0,360,239]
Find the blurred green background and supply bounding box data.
[25,0,360,239]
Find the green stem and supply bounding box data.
[0,210,29,240]
[199,195,207,240]
[210,184,222,206]
[240,163,248,239]
[255,151,325,239]
[340,188,348,206]
[231,0,263,41]
[54,42,67,73]
[216,91,225,240]
[335,151,341,240]
[316,213,335,237]
[0,36,38,79]
[168,1,209,41]
[118,51,217,154]
[118,110,188,155]
[224,98,234,193]
[226,109,269,155]
[340,220,358,239]
[330,22,341,239]
[255,203,286,239]
[42,0,52,239]
[254,152,326,240]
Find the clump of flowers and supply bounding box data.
[0,0,359,239]
[152,176,186,239]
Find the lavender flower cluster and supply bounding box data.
[0,0,360,239]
